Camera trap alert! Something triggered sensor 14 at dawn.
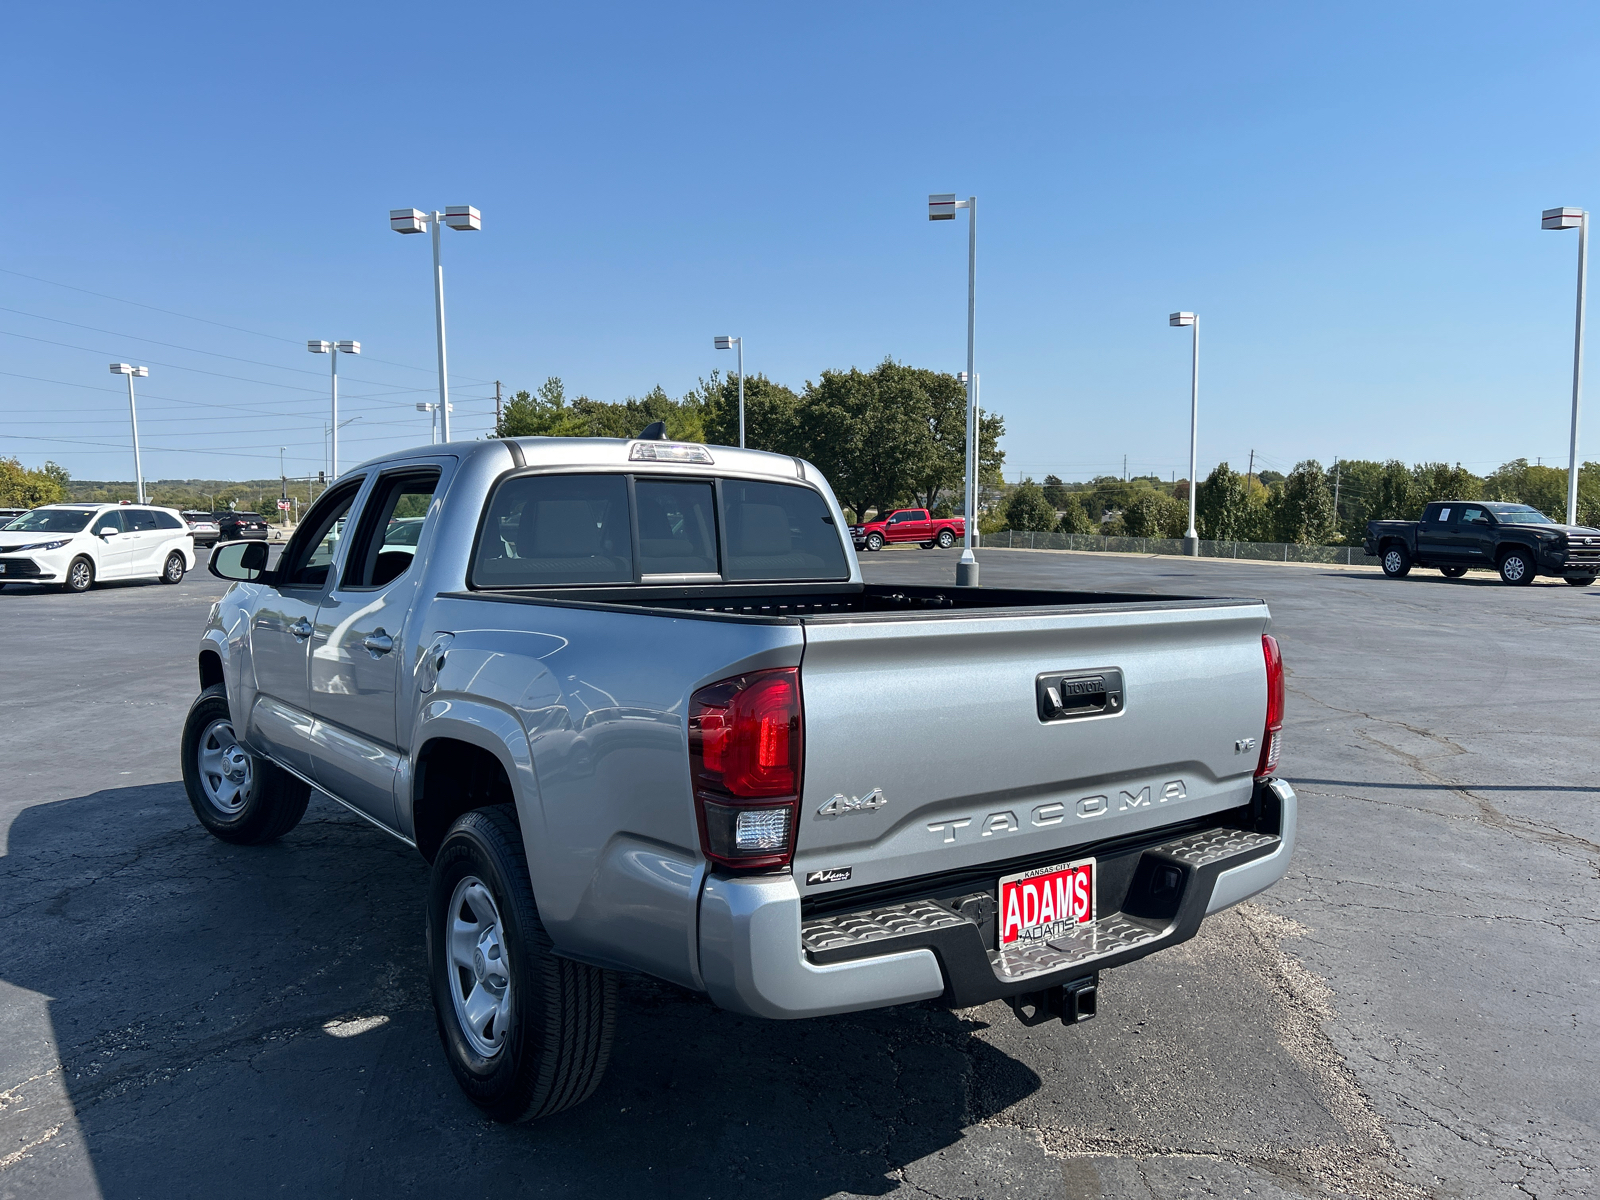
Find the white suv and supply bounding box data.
[0,504,196,593]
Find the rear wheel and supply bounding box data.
[1381,545,1411,578]
[1440,565,1467,578]
[1565,574,1596,587]
[937,529,956,548]
[428,805,616,1122]
[181,685,309,843]
[160,552,186,584]
[1498,548,1535,586]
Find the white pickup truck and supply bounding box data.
[185,430,1295,1121]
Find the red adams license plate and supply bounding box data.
[998,857,1096,946]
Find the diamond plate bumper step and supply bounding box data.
[797,819,1282,1001]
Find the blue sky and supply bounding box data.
[2,2,1597,485]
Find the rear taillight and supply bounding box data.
[1255,634,1284,778]
[689,668,802,871]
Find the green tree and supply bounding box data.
[1003,478,1058,531]
[699,371,800,452]
[1123,490,1186,538]
[1270,459,1338,544]
[1413,462,1483,509]
[1056,494,1095,534]
[0,458,69,507]
[1041,474,1069,509]
[1196,463,1259,540]
[495,377,588,438]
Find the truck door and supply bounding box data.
[308,465,445,827]
[247,479,365,777]
[1416,504,1457,562]
[899,509,932,543]
[1453,505,1494,564]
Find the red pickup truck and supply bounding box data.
[849,508,966,551]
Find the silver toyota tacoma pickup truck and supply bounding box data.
[184,430,1295,1122]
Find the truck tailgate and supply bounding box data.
[792,599,1270,897]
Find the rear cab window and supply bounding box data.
[471,472,848,588]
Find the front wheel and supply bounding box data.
[937,529,956,548]
[1565,574,1596,587]
[1440,565,1467,578]
[865,532,884,552]
[428,806,617,1122]
[1498,549,1535,586]
[63,556,94,593]
[160,552,186,584]
[181,685,309,843]
[1381,545,1411,578]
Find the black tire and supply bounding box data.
[62,556,94,593]
[1565,574,1596,587]
[865,532,884,552]
[1498,548,1536,586]
[428,806,617,1122]
[1381,544,1411,578]
[181,684,310,843]
[1440,565,1467,578]
[937,529,956,548]
[919,541,935,549]
[160,551,186,584]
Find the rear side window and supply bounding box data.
[125,509,159,532]
[153,511,185,530]
[474,474,632,585]
[722,480,848,581]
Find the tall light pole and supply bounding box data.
[1169,312,1200,555]
[1542,207,1589,525]
[390,206,480,444]
[109,364,149,503]
[930,192,979,586]
[714,336,744,446]
[416,401,453,444]
[308,340,360,478]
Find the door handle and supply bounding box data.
[363,630,395,655]
[289,617,313,640]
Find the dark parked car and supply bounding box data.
[215,512,269,541]
[1365,501,1600,586]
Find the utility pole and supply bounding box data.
[495,380,503,433]
[1123,454,1127,481]
[1333,459,1341,524]
[1247,449,1255,488]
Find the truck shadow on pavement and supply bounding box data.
[0,784,1040,1200]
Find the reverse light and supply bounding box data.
[1255,634,1284,778]
[689,668,802,870]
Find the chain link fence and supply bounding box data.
[978,529,1373,565]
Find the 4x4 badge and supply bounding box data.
[818,788,886,817]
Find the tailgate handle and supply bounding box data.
[1038,669,1124,722]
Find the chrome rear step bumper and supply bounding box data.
[698,779,1296,1018]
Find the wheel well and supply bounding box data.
[412,737,518,862]
[198,650,224,691]
[1379,538,1406,555]
[1496,542,1530,562]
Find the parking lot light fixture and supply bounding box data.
[714,336,744,447]
[308,339,360,477]
[416,401,453,444]
[1169,312,1200,555]
[930,193,979,586]
[1542,207,1589,525]
[109,363,149,503]
[391,206,480,443]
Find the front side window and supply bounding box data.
[636,479,717,576]
[474,474,632,586]
[279,483,362,588]
[722,480,849,581]
[343,471,441,589]
[3,508,95,534]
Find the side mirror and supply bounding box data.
[210,540,272,582]
[99,526,119,537]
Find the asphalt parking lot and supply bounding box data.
[1,548,1596,1199]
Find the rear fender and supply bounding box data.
[407,697,539,846]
